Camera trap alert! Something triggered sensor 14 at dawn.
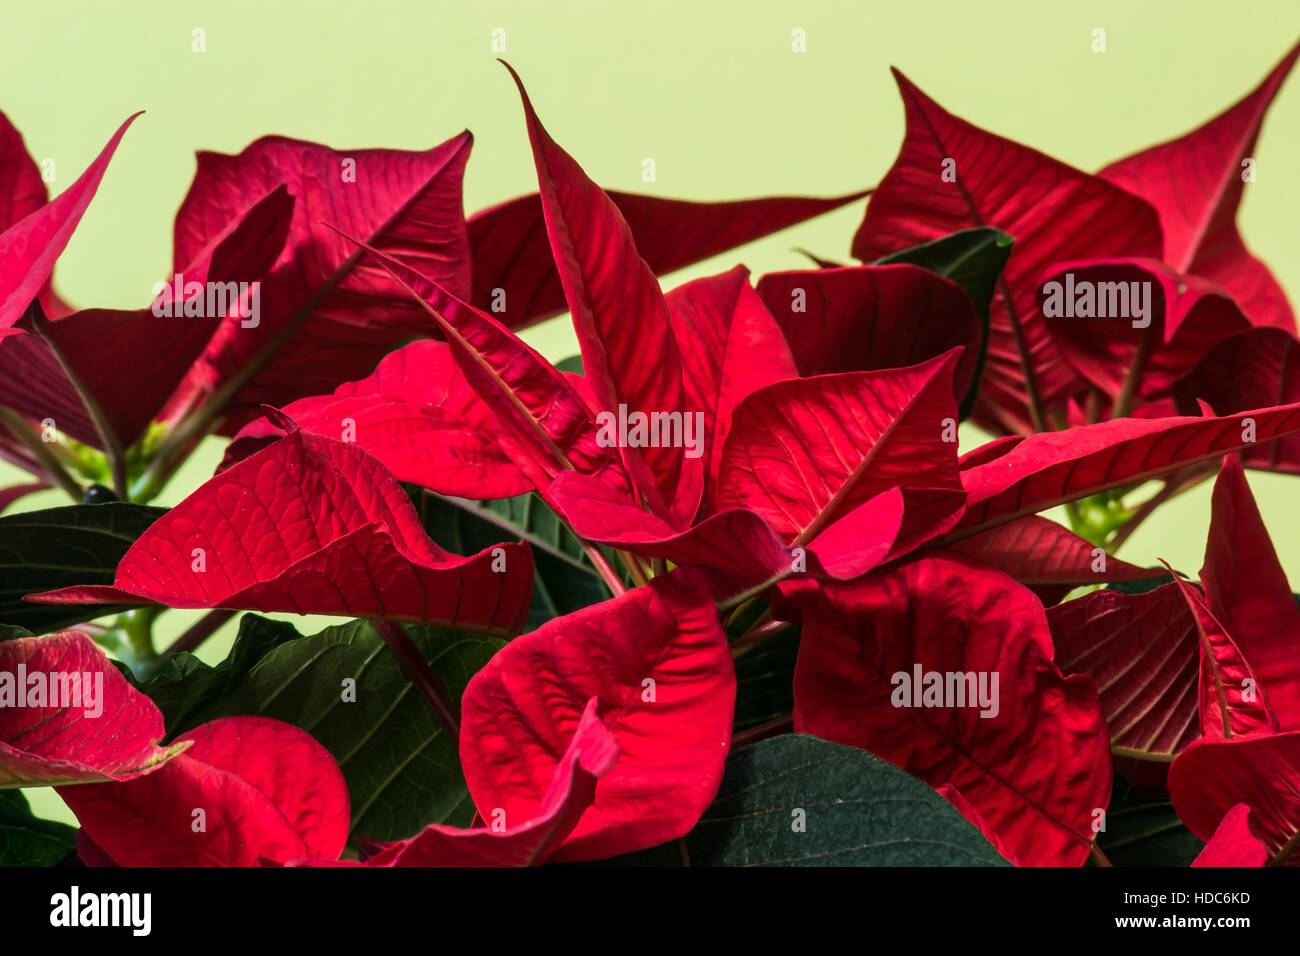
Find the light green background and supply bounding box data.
[4,1,1299,826]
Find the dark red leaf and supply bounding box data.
[0,186,293,449]
[167,131,474,429]
[947,516,1166,588]
[469,187,870,329]
[503,63,698,525]
[851,70,1162,433]
[1170,732,1300,865]
[1200,455,1300,729]
[1162,565,1278,742]
[551,471,906,596]
[1039,258,1249,408]
[666,266,798,512]
[335,233,631,502]
[755,264,981,394]
[1174,328,1300,474]
[220,340,532,499]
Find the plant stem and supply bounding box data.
[731,619,793,656]
[1111,322,1156,421]
[164,608,237,656]
[372,619,460,739]
[29,309,129,499]
[581,542,626,596]
[0,407,82,500]
[129,413,221,503]
[732,714,794,748]
[1088,842,1113,867]
[617,549,650,589]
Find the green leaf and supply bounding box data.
[0,789,77,866]
[411,488,610,629]
[129,613,298,739]
[1108,575,1175,596]
[196,615,504,842]
[0,502,164,632]
[554,354,585,375]
[611,735,1010,866]
[874,227,1014,419]
[0,624,33,642]
[1096,777,1203,867]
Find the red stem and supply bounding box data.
[373,619,460,739]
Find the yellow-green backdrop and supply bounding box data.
[4,0,1299,825]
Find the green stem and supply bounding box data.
[0,407,83,500]
[29,309,129,499]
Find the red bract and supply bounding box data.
[754,264,982,392]
[331,237,632,503]
[717,350,966,556]
[0,631,185,787]
[459,569,735,861]
[0,114,138,336]
[504,63,700,526]
[1049,584,1201,761]
[948,517,1166,595]
[1176,328,1300,473]
[1199,457,1300,728]
[1170,733,1300,865]
[552,475,906,595]
[553,348,968,596]
[59,715,350,866]
[5,45,1300,876]
[786,555,1111,866]
[0,186,293,450]
[947,403,1300,540]
[28,410,533,634]
[220,340,535,499]
[851,70,1162,434]
[1162,565,1278,742]
[166,132,474,429]
[667,266,799,511]
[469,186,870,329]
[1098,39,1300,332]
[310,698,620,867]
[1192,804,1269,867]
[1039,258,1250,415]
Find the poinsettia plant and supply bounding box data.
[2,42,1300,869]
